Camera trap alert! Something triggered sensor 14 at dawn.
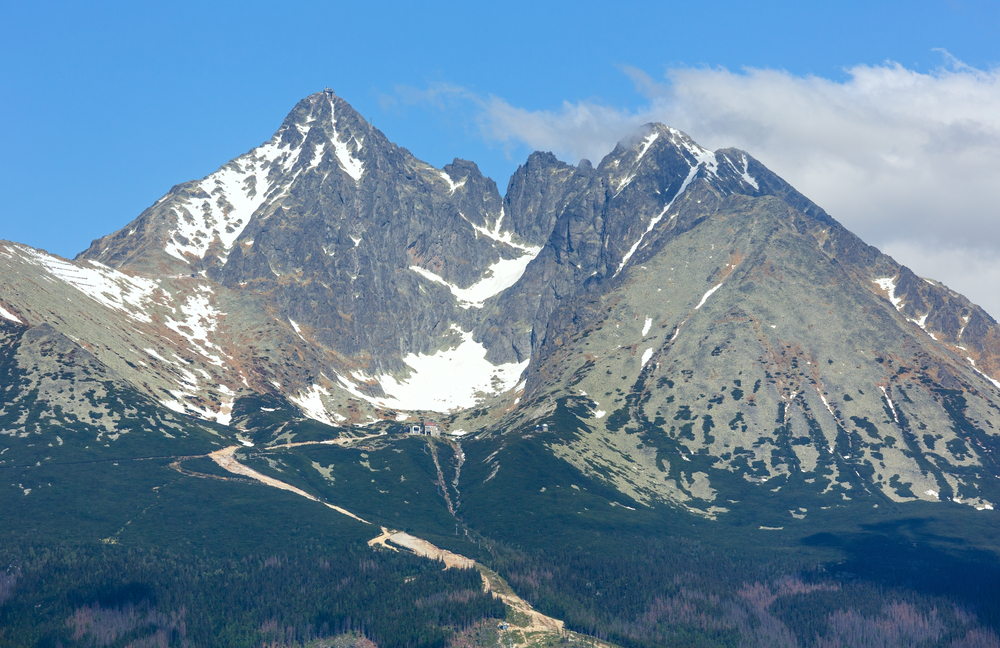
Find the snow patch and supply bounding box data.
[695,283,724,309]
[642,317,652,336]
[159,389,233,425]
[873,277,903,310]
[461,208,538,253]
[816,389,837,418]
[144,348,174,364]
[20,248,160,322]
[439,171,466,194]
[331,136,363,180]
[730,154,758,189]
[410,248,540,309]
[637,131,659,160]
[0,306,21,323]
[336,327,527,413]
[288,318,308,342]
[163,136,298,262]
[641,347,654,367]
[328,96,364,181]
[878,385,899,423]
[614,173,636,196]
[615,135,716,276]
[308,142,326,169]
[970,365,1000,391]
[213,395,235,426]
[411,209,542,308]
[164,291,227,366]
[290,384,339,426]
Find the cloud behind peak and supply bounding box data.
[443,55,1000,316]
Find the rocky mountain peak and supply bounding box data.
[9,92,1000,648]
[76,90,383,274]
[7,91,1000,522]
[275,90,374,177]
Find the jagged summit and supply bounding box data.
[5,91,1000,520]
[77,91,377,272]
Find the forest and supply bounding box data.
[0,540,504,648]
[474,526,1000,647]
[5,521,1000,648]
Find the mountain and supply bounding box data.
[3,91,1000,647]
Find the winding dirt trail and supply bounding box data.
[204,439,572,646]
[368,526,475,569]
[267,431,386,450]
[208,445,370,524]
[477,567,565,633]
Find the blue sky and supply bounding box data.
[3,0,1000,311]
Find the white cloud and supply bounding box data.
[477,96,645,165]
[464,55,1000,317]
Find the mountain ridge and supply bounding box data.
[6,89,1000,648]
[2,90,1000,517]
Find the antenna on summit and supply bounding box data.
[323,87,336,96]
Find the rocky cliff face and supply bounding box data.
[4,92,1000,519]
[522,191,1000,513]
[473,127,1000,517]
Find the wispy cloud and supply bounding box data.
[403,54,1000,316]
[476,96,647,164]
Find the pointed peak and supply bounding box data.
[278,90,369,133]
[609,123,707,164]
[640,123,701,147]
